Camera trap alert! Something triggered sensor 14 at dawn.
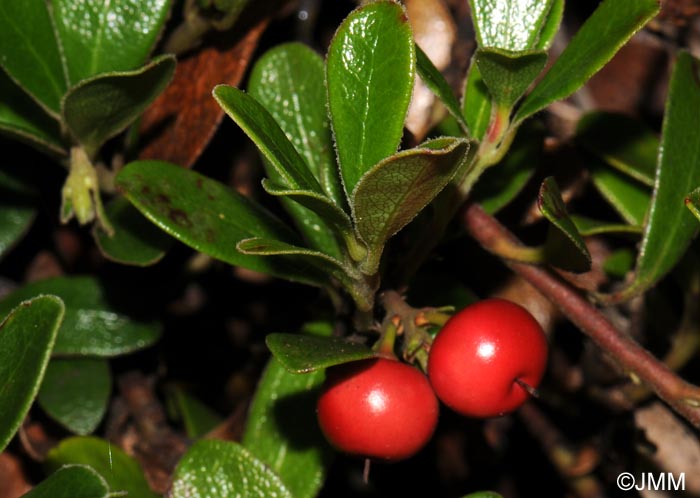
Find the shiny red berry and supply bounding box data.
[317,358,439,461]
[427,298,548,418]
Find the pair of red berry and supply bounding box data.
[317,298,549,461]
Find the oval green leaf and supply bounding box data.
[0,276,161,357]
[62,55,176,157]
[93,196,172,267]
[213,85,324,194]
[266,333,375,374]
[327,1,415,195]
[577,112,657,186]
[515,0,660,123]
[37,358,111,435]
[538,177,592,273]
[535,0,564,50]
[116,160,328,287]
[353,137,471,274]
[46,436,158,498]
[0,70,65,156]
[0,296,64,452]
[0,0,66,115]
[469,0,554,51]
[171,440,293,498]
[248,42,343,206]
[51,0,172,84]
[617,52,700,301]
[243,357,331,498]
[21,465,110,498]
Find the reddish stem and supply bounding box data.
[462,203,700,427]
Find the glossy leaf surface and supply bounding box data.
[0,276,161,357]
[46,436,158,498]
[93,196,171,267]
[0,296,64,452]
[37,358,111,435]
[51,0,172,84]
[0,71,65,155]
[469,0,553,51]
[266,333,374,373]
[515,0,660,122]
[538,177,591,272]
[62,55,176,156]
[0,0,66,115]
[171,440,293,498]
[116,160,327,286]
[353,137,470,273]
[244,357,330,498]
[248,42,343,205]
[327,1,415,195]
[22,465,110,498]
[622,52,700,299]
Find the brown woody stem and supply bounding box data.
[462,203,700,427]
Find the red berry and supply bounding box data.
[317,357,439,461]
[427,298,548,418]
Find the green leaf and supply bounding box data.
[248,42,343,206]
[0,276,161,357]
[577,112,657,186]
[243,357,331,498]
[93,196,172,267]
[0,70,65,155]
[538,177,592,273]
[570,215,642,236]
[535,0,564,50]
[619,52,700,300]
[62,55,176,157]
[116,160,327,287]
[0,296,64,452]
[589,160,650,226]
[37,358,111,435]
[462,60,492,140]
[171,440,293,498]
[415,44,469,132]
[266,333,375,373]
[21,465,110,498]
[166,386,222,439]
[237,238,349,280]
[603,249,635,278]
[515,0,660,123]
[51,0,172,84]
[0,0,66,115]
[327,1,415,195]
[0,168,37,260]
[213,85,324,194]
[472,122,543,214]
[475,48,547,109]
[469,0,554,51]
[46,437,158,498]
[353,137,471,273]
